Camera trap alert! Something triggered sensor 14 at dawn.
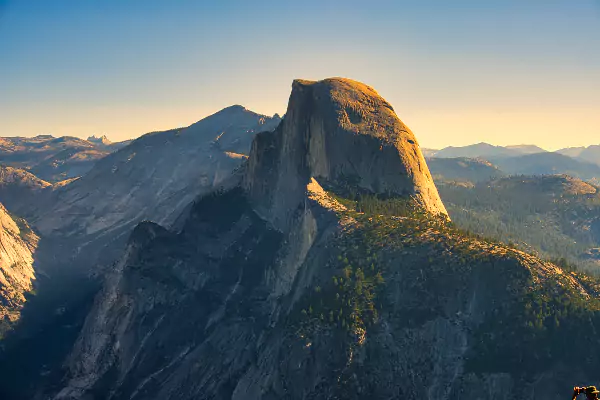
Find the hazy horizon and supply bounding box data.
[1,0,599,150]
[1,103,597,153]
[0,99,597,152]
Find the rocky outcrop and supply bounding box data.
[0,165,52,214]
[86,135,113,146]
[0,106,280,400]
[0,202,38,336]
[244,78,446,230]
[51,78,600,400]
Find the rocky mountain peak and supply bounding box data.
[218,104,248,113]
[244,77,447,230]
[86,135,112,145]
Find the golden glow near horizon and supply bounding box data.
[1,2,598,150]
[2,97,599,152]
[403,107,600,151]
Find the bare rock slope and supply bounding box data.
[23,106,281,270]
[0,165,51,213]
[0,203,38,337]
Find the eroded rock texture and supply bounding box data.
[245,78,446,231]
[0,203,38,336]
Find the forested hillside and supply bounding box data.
[438,175,600,273]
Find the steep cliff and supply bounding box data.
[53,79,600,400]
[244,78,446,231]
[0,203,39,337]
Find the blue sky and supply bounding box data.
[1,0,599,149]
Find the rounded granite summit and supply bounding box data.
[244,77,447,229]
[292,77,402,141]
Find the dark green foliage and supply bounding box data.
[466,271,600,377]
[427,157,506,184]
[292,186,600,387]
[437,176,600,274]
[322,176,431,219]
[294,189,485,339]
[183,187,249,237]
[294,226,387,339]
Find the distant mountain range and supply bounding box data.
[556,145,600,165]
[424,142,547,159]
[427,155,600,272]
[425,142,600,185]
[494,152,600,183]
[0,135,129,182]
[424,142,600,167]
[86,135,114,146]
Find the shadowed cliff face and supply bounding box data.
[0,106,281,400]
[52,79,600,400]
[0,166,51,214]
[244,78,446,231]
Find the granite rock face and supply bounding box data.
[52,79,600,400]
[0,203,38,336]
[245,78,446,230]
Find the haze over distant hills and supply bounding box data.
[556,145,600,166]
[425,142,600,185]
[424,142,600,167]
[424,142,543,159]
[0,135,129,183]
[494,152,600,183]
[427,157,506,185]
